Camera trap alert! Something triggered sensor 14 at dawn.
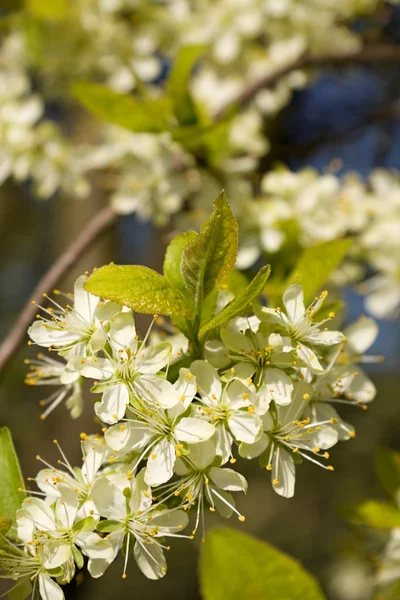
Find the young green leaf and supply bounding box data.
[167,44,206,125]
[200,528,326,600]
[72,82,172,133]
[343,500,400,529]
[198,265,271,339]
[27,0,67,20]
[0,516,12,536]
[285,238,353,303]
[0,427,25,538]
[85,265,194,318]
[375,448,400,499]
[164,231,197,306]
[181,191,238,310]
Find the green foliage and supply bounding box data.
[163,231,197,307]
[344,500,400,529]
[72,82,172,133]
[375,448,400,499]
[85,265,193,319]
[181,191,238,312]
[167,44,206,126]
[26,0,67,20]
[200,528,326,600]
[285,238,353,302]
[0,516,12,536]
[199,265,271,340]
[0,428,25,540]
[374,581,400,600]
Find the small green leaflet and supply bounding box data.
[72,82,172,133]
[85,265,193,319]
[285,237,353,303]
[343,500,400,529]
[181,191,238,310]
[0,427,26,540]
[200,528,326,600]
[163,230,197,307]
[375,448,400,499]
[199,265,271,340]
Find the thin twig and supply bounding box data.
[0,205,117,377]
[215,44,400,121]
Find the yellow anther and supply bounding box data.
[151,454,157,460]
[209,507,216,512]
[247,406,254,414]
[327,466,334,471]
[303,393,310,400]
[330,418,337,424]
[293,447,299,453]
[349,431,356,438]
[238,515,245,522]
[312,447,320,453]
[122,574,127,579]
[120,425,126,431]
[266,464,272,471]
[230,367,235,374]
[272,478,279,486]
[185,373,192,380]
[324,452,330,459]
[230,458,236,464]
[242,393,249,400]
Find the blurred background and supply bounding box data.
[1,2,400,600]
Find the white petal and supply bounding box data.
[282,285,305,323]
[130,469,152,514]
[41,541,72,570]
[94,383,129,424]
[28,321,80,348]
[272,446,296,498]
[134,539,166,580]
[277,381,312,426]
[105,421,153,453]
[109,311,137,353]
[75,531,114,560]
[55,485,78,530]
[347,368,376,403]
[87,530,124,578]
[344,316,378,354]
[209,467,247,492]
[74,275,100,324]
[91,477,126,520]
[262,368,294,406]
[225,379,255,410]
[144,438,176,486]
[203,340,230,368]
[239,433,269,459]
[190,360,221,401]
[81,437,110,483]
[220,328,253,353]
[296,343,325,373]
[304,330,344,346]
[39,574,65,600]
[186,439,216,470]
[72,357,113,380]
[167,368,197,418]
[21,497,55,531]
[135,342,171,374]
[228,412,262,443]
[135,375,179,408]
[253,304,289,327]
[174,417,215,444]
[150,509,189,533]
[214,424,233,464]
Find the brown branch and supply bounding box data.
[215,44,400,121]
[0,205,117,377]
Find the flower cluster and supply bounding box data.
[0,274,378,598]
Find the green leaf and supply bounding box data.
[199,265,271,340]
[167,44,206,125]
[72,82,172,133]
[27,0,67,20]
[0,516,12,536]
[0,428,25,539]
[72,516,95,533]
[200,528,326,600]
[96,520,124,533]
[344,500,400,529]
[163,231,197,306]
[285,238,353,303]
[85,265,193,319]
[375,449,400,499]
[181,191,238,311]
